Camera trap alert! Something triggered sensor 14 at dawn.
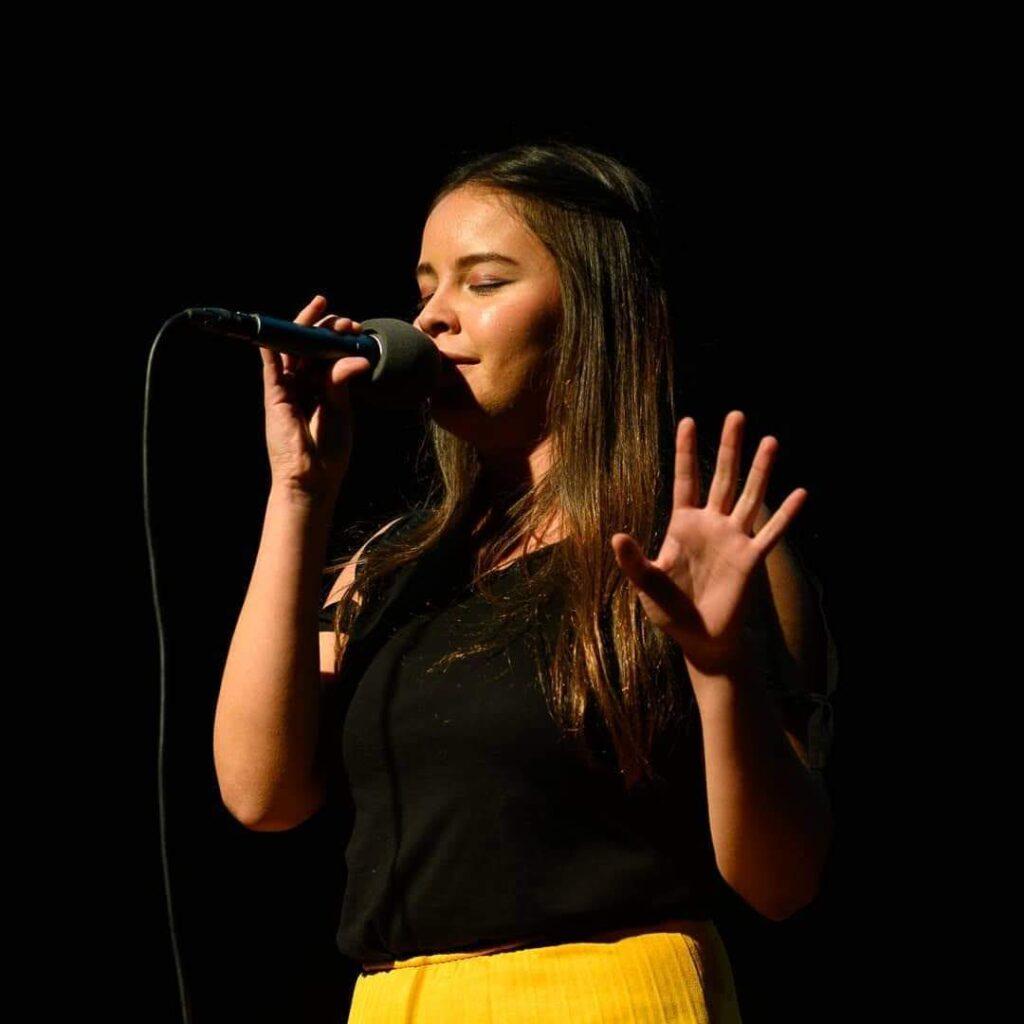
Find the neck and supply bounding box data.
[476,434,553,501]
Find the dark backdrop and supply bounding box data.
[80,116,861,1022]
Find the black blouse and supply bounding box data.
[316,512,836,964]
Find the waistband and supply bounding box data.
[360,917,714,974]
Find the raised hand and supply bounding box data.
[611,410,808,677]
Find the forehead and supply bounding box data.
[418,187,541,268]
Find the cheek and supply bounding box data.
[479,291,558,361]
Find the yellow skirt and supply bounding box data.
[346,918,743,1023]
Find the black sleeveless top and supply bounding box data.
[315,516,733,962]
[317,514,724,963]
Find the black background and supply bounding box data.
[56,98,882,1022]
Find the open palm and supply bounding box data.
[611,410,808,677]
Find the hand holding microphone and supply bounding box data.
[186,296,444,503]
[259,295,371,502]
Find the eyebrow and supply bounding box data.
[415,251,521,279]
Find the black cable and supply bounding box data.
[142,310,195,1024]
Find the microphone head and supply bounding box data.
[351,318,442,410]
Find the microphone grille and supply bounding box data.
[353,318,442,410]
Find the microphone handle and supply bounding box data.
[187,307,382,365]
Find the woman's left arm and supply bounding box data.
[688,507,834,923]
[611,411,835,922]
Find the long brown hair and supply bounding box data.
[326,140,691,790]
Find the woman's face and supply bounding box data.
[413,185,563,451]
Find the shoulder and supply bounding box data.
[322,513,411,608]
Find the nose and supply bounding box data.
[414,293,459,339]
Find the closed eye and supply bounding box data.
[414,281,506,314]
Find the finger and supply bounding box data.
[327,320,367,380]
[731,435,779,534]
[295,295,327,327]
[285,348,317,376]
[611,533,654,579]
[284,295,328,374]
[328,356,373,388]
[317,315,364,359]
[673,417,700,509]
[331,317,363,332]
[750,488,808,560]
[706,410,745,513]
[611,533,689,617]
[259,344,284,382]
[308,402,324,445]
[311,313,359,372]
[313,315,359,331]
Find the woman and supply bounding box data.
[215,141,836,1022]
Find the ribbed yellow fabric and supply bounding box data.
[346,918,742,1023]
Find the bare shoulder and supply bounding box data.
[322,515,406,609]
[318,515,407,680]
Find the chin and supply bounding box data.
[427,387,477,435]
[428,386,513,445]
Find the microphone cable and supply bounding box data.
[142,309,196,1024]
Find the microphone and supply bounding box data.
[185,307,442,410]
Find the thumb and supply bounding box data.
[324,356,373,408]
[612,533,649,571]
[612,534,689,621]
[612,534,660,595]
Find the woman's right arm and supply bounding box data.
[214,497,399,831]
[213,294,374,830]
[214,488,339,829]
